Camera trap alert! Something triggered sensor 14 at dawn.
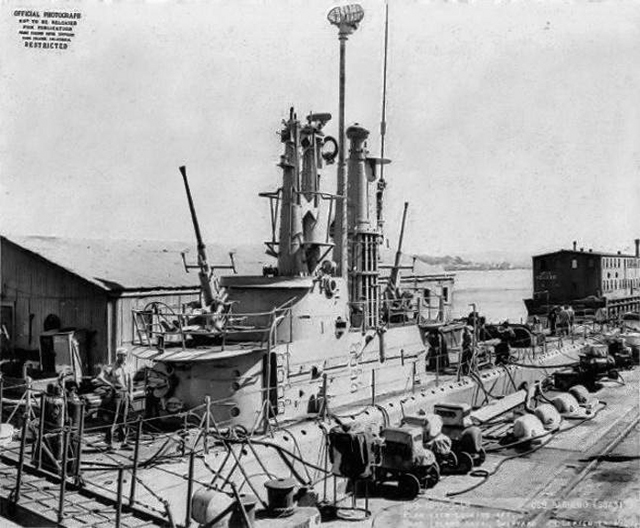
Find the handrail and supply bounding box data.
[132,304,294,348]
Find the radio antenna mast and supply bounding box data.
[377,2,390,232]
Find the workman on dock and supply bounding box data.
[557,306,570,337]
[460,325,473,376]
[427,329,449,373]
[495,322,515,365]
[548,307,558,335]
[565,305,575,334]
[97,347,133,449]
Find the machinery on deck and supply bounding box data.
[374,425,440,499]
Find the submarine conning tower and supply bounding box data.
[263,108,337,276]
[346,123,385,328]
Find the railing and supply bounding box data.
[347,296,448,330]
[131,299,295,351]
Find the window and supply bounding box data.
[588,258,594,268]
[571,259,578,269]
[423,288,431,302]
[442,287,449,303]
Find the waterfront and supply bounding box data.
[452,268,532,323]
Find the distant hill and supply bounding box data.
[193,242,532,273]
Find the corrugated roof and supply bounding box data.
[3,235,269,292]
[2,235,449,293]
[534,249,638,259]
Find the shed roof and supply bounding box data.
[533,249,638,259]
[2,235,267,292]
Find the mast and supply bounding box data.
[377,2,389,232]
[328,4,364,278]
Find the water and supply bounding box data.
[451,268,532,324]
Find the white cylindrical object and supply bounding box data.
[191,487,233,525]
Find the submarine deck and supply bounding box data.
[0,341,637,527]
[333,367,640,528]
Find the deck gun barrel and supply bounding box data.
[388,201,409,293]
[179,165,215,307]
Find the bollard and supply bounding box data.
[57,428,70,524]
[185,449,196,528]
[115,465,124,528]
[129,417,143,505]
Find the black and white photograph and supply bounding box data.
[0,1,638,526]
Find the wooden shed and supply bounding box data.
[0,235,213,374]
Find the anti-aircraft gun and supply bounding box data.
[178,165,235,331]
[381,202,415,323]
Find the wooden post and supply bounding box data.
[412,362,416,394]
[321,373,328,419]
[36,392,45,470]
[371,369,376,406]
[75,400,85,484]
[57,428,70,524]
[115,465,124,528]
[185,449,195,528]
[204,395,211,454]
[129,417,143,506]
[323,436,329,501]
[14,414,29,503]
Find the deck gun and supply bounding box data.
[381,202,415,323]
[179,166,234,314]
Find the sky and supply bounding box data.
[1,0,639,262]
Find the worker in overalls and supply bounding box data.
[97,347,133,449]
[460,326,474,376]
[495,322,515,365]
[427,329,449,373]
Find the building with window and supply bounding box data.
[524,240,640,318]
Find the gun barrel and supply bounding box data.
[179,166,214,306]
[389,201,409,290]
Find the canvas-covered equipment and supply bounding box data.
[328,426,379,479]
[513,414,546,442]
[457,425,483,454]
[374,425,440,498]
[534,404,562,431]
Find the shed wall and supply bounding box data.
[0,239,108,370]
